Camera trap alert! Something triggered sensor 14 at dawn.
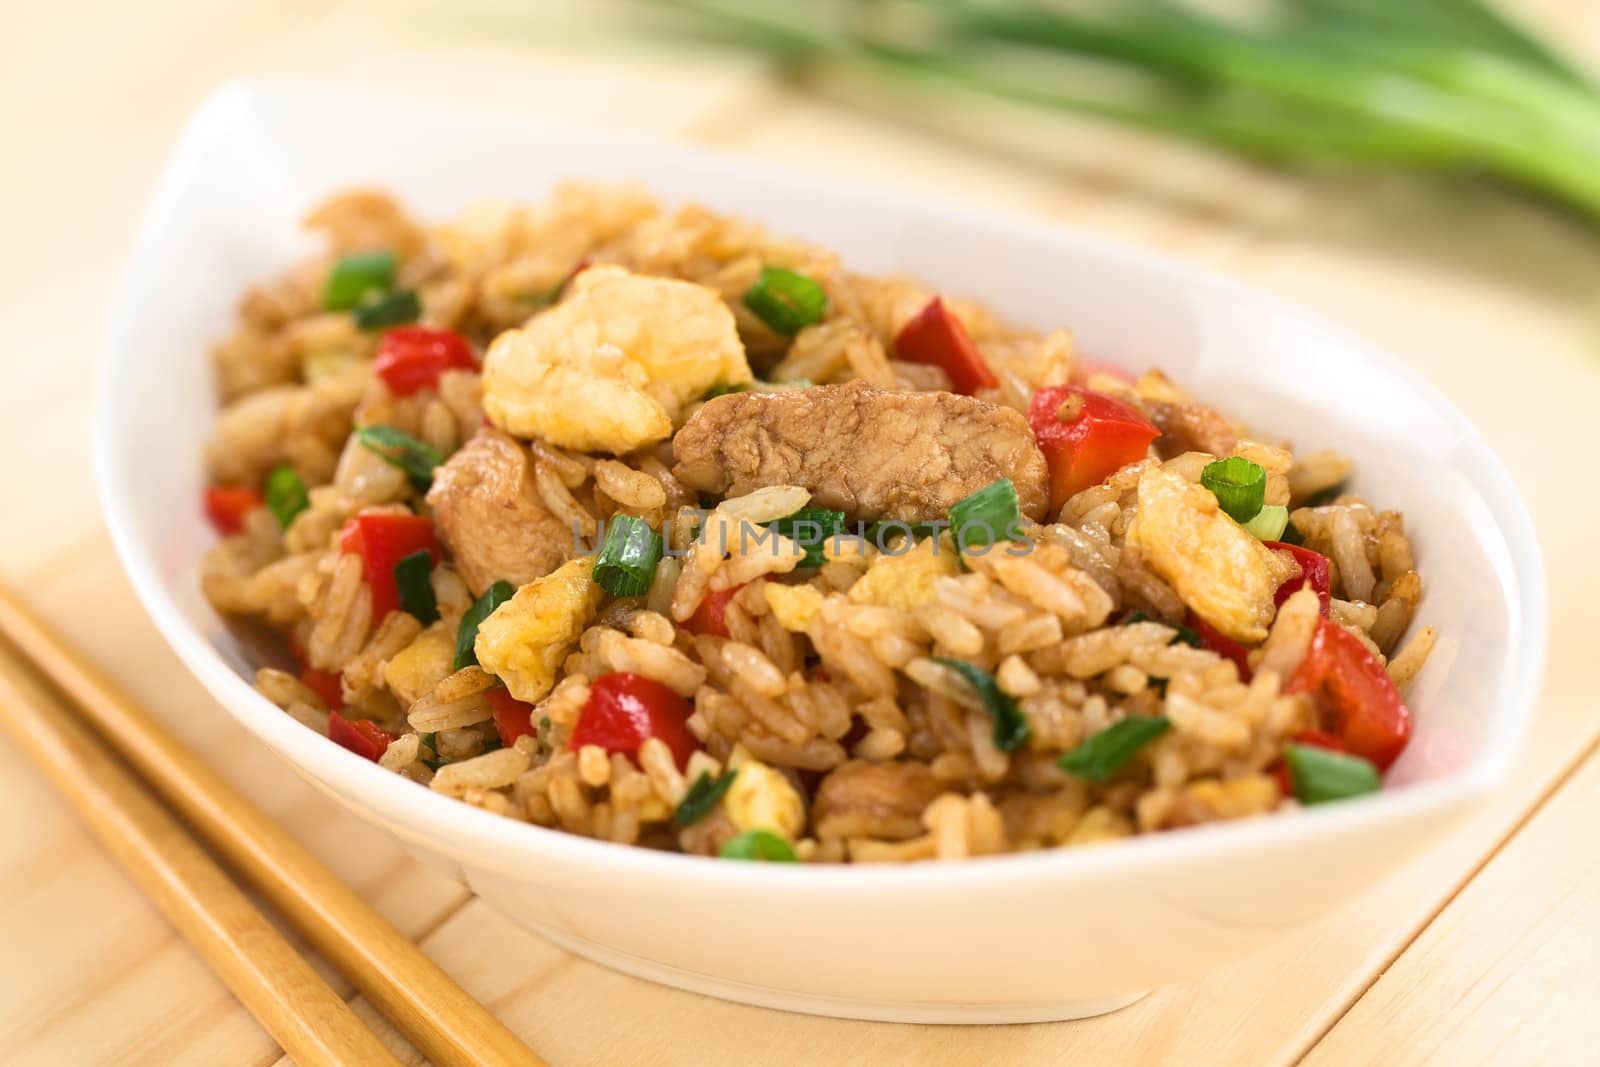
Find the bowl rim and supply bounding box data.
[95,79,1549,893]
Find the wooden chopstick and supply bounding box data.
[0,651,403,1067]
[0,583,545,1067]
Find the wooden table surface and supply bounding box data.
[3,2,1598,1063]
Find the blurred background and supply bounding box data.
[3,1,1599,1063]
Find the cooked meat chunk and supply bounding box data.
[671,380,1050,522]
[1146,400,1239,459]
[813,760,944,841]
[425,429,574,595]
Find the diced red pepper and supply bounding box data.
[685,584,744,639]
[487,687,539,748]
[1271,729,1347,795]
[301,667,345,711]
[339,513,442,621]
[894,297,998,395]
[327,710,395,761]
[570,672,698,770]
[372,326,477,396]
[1266,541,1332,616]
[203,485,264,535]
[1187,612,1254,681]
[1288,618,1412,771]
[1070,358,1137,385]
[1027,385,1160,514]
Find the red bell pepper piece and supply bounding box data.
[1288,619,1412,770]
[372,326,477,396]
[570,672,698,770]
[1028,385,1160,514]
[487,687,540,748]
[894,297,999,395]
[203,485,264,535]
[1265,541,1332,616]
[1271,729,1346,795]
[301,667,345,711]
[1187,612,1254,681]
[339,513,442,622]
[327,710,395,761]
[685,584,744,639]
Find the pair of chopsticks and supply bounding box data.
[0,582,546,1067]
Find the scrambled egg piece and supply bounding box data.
[481,265,752,453]
[723,746,806,841]
[474,558,602,703]
[382,622,457,708]
[763,583,825,633]
[1130,466,1298,644]
[847,535,961,612]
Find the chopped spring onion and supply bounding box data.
[355,425,441,492]
[1303,482,1349,508]
[703,382,747,401]
[264,464,309,529]
[742,267,828,335]
[593,515,664,597]
[719,829,798,862]
[1279,519,1307,547]
[1058,716,1171,782]
[353,289,422,331]
[323,251,396,311]
[931,657,1029,752]
[764,506,846,568]
[1285,743,1381,805]
[674,770,738,827]
[948,478,1024,561]
[454,580,516,670]
[864,520,946,549]
[1200,457,1267,523]
[1244,503,1290,541]
[393,549,439,625]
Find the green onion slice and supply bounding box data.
[1058,716,1171,782]
[949,478,1024,562]
[264,464,309,530]
[354,425,441,492]
[702,382,746,401]
[931,657,1030,752]
[1285,744,1381,805]
[1279,520,1306,547]
[393,549,439,625]
[719,829,798,862]
[1243,503,1290,541]
[323,251,396,311]
[353,289,421,331]
[1201,457,1267,523]
[454,580,516,670]
[674,770,738,827]
[593,515,664,597]
[764,506,846,568]
[742,267,828,336]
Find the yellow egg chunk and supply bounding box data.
[723,747,806,841]
[1131,465,1298,644]
[382,622,457,708]
[474,558,603,703]
[847,534,961,612]
[481,265,752,454]
[763,582,826,632]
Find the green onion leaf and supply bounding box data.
[353,289,422,331]
[1058,716,1171,782]
[264,464,309,530]
[703,382,747,401]
[454,580,516,670]
[593,515,664,597]
[764,506,846,568]
[949,478,1024,563]
[931,657,1029,752]
[323,251,396,311]
[674,770,738,827]
[1303,482,1349,508]
[1200,457,1267,523]
[1285,743,1382,805]
[355,425,442,492]
[1170,622,1203,648]
[719,829,798,862]
[393,549,439,625]
[1243,503,1290,541]
[1280,520,1307,547]
[742,267,828,336]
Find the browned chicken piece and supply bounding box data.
[671,380,1051,522]
[812,760,945,841]
[1145,400,1240,459]
[425,429,575,595]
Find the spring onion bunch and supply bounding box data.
[637,0,1600,225]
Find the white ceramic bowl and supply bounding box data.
[97,81,1547,1024]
